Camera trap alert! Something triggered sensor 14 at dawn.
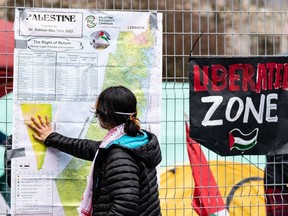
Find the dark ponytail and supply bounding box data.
[124,113,141,136]
[96,86,142,136]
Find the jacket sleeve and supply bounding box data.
[104,147,140,215]
[44,132,101,161]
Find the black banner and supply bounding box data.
[189,57,288,156]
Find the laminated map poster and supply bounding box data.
[12,8,162,215]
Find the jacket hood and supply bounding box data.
[108,130,162,168]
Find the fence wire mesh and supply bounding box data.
[1,0,288,215]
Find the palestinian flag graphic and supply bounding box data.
[90,30,111,49]
[229,128,258,151]
[98,31,110,43]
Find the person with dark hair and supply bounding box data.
[28,85,162,216]
[264,155,288,216]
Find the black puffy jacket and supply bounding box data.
[44,130,162,216]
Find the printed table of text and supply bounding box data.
[17,50,98,101]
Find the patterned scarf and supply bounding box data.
[77,124,126,216]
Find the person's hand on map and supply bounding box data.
[27,115,54,142]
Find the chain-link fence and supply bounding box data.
[1,0,288,215]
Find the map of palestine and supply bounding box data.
[20,27,158,215]
[12,8,162,216]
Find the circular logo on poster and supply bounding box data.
[89,30,111,50]
[85,15,97,28]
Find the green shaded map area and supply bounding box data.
[21,103,52,170]
[102,28,155,116]
[55,121,106,215]
[55,158,92,215]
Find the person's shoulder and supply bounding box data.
[104,146,138,166]
[106,145,132,157]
